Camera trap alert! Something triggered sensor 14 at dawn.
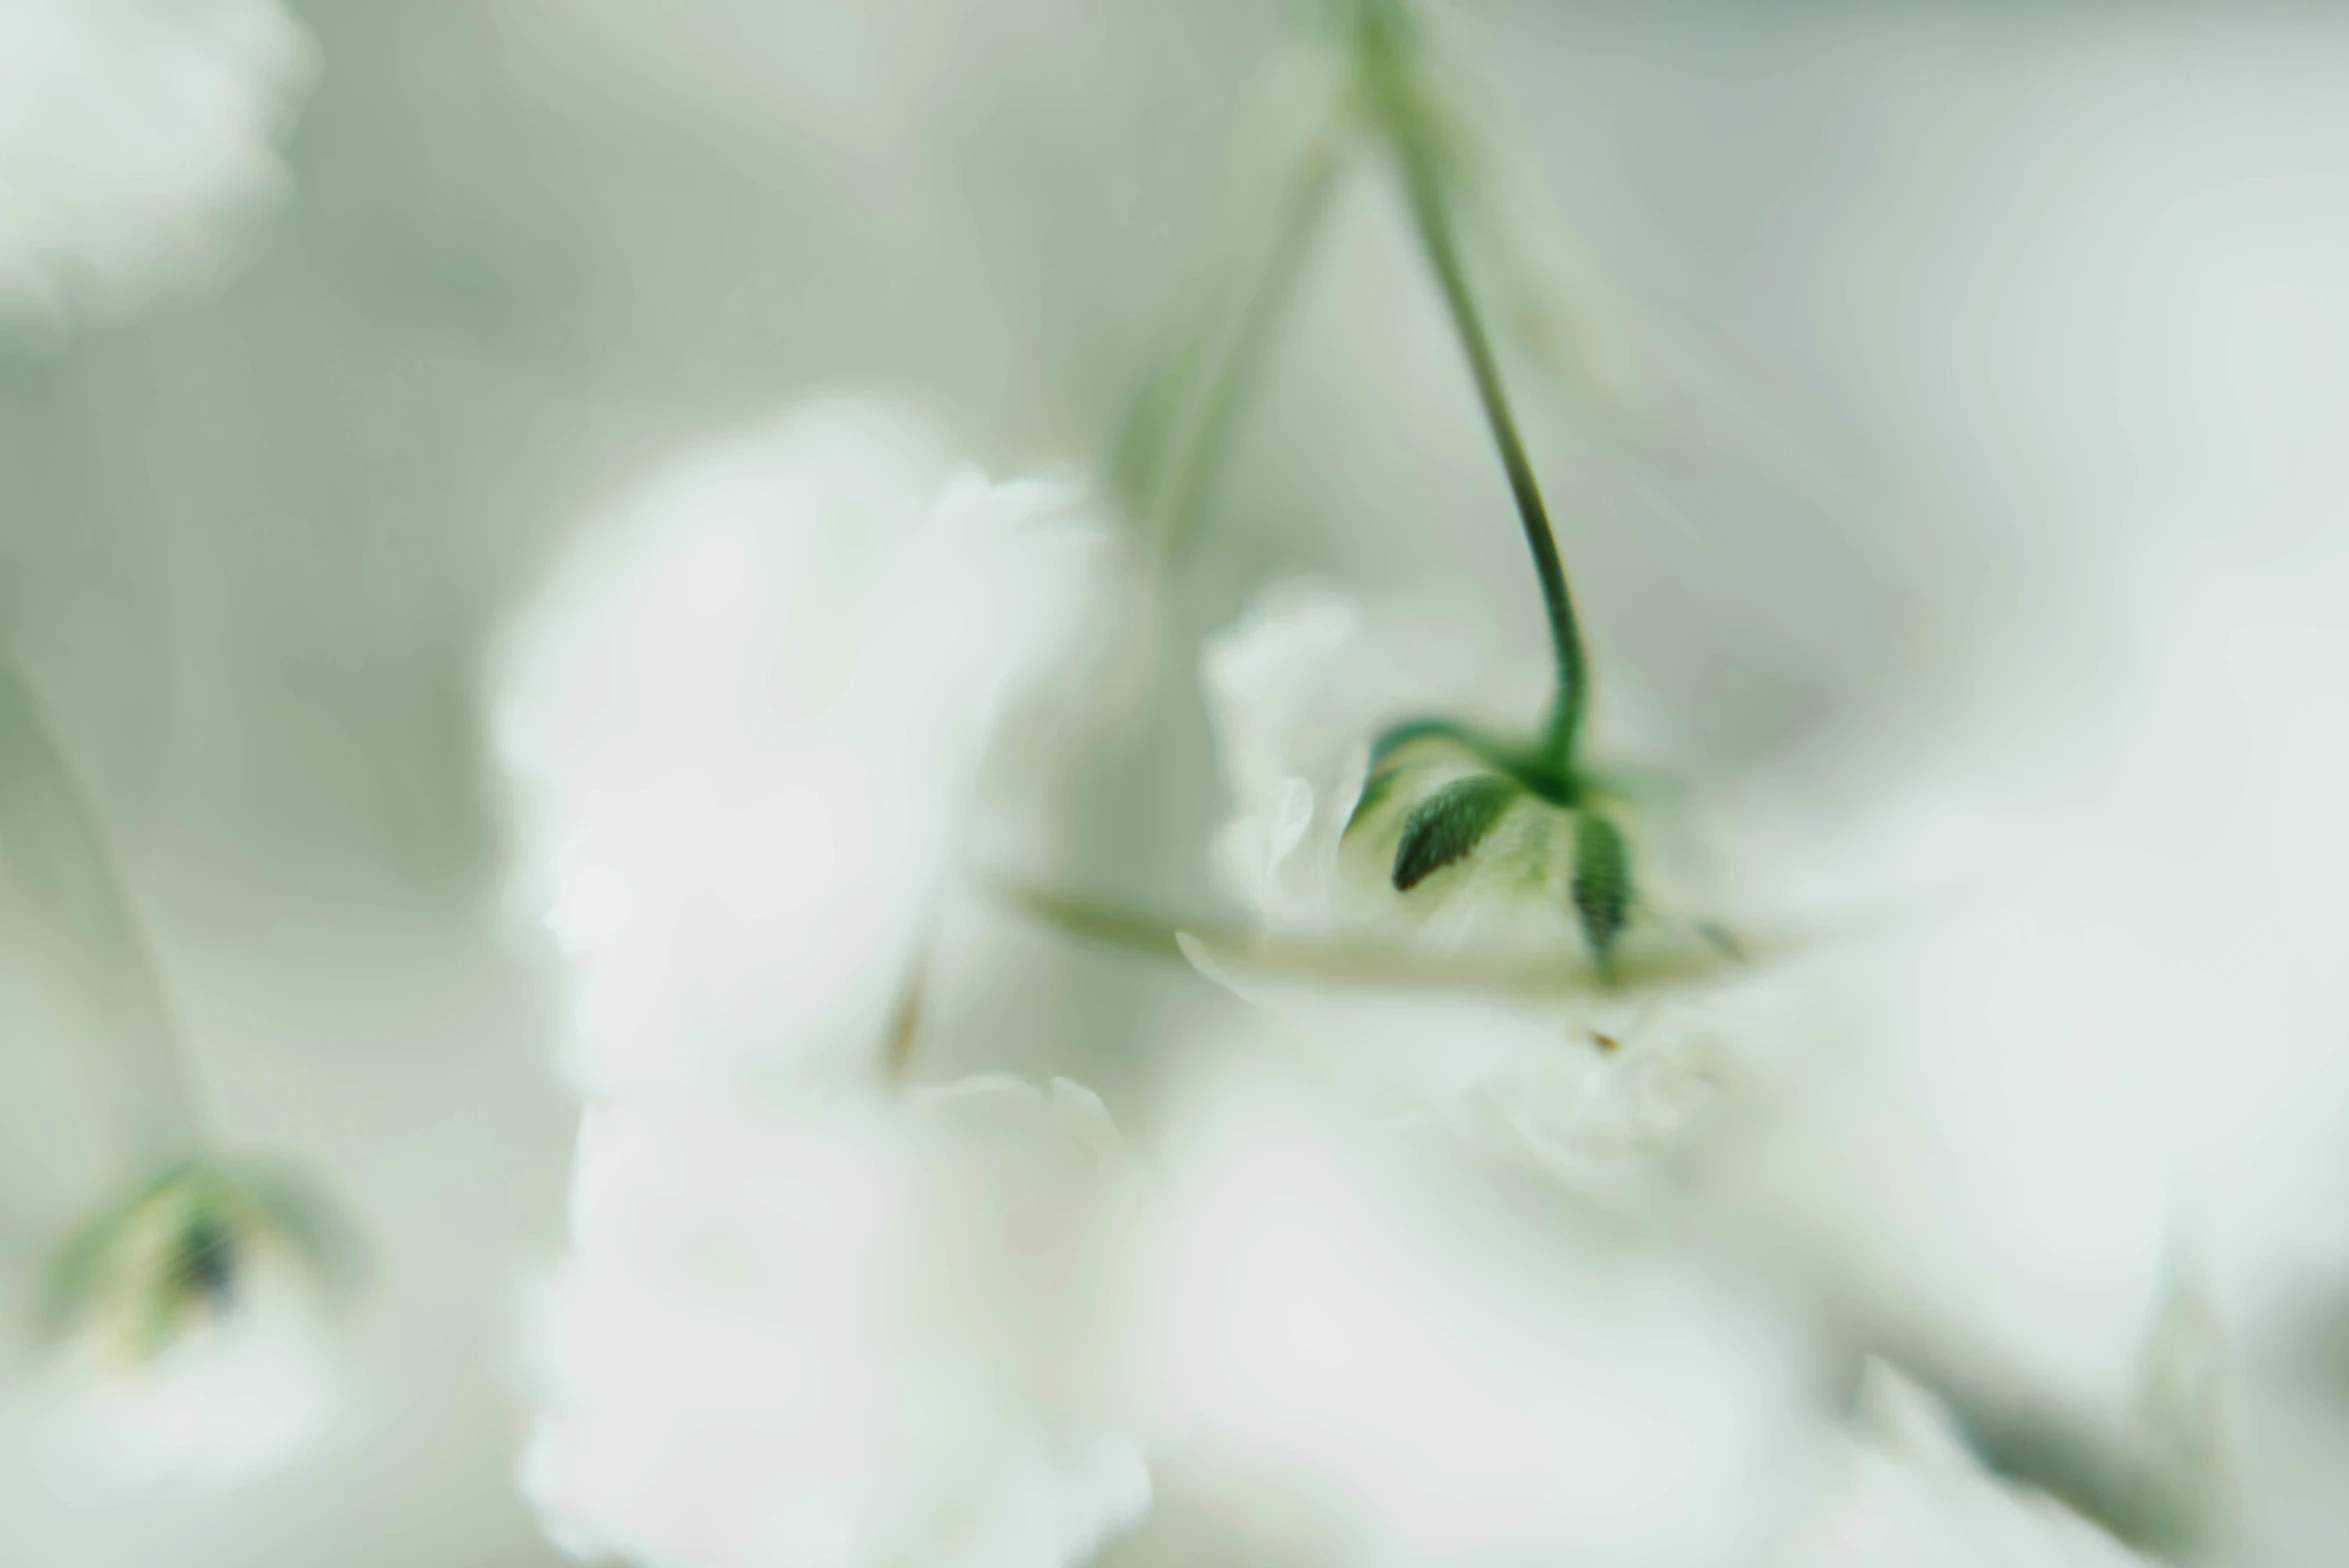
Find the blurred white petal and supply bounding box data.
[1774,1363,2154,1568]
[492,395,1121,1098]
[522,1078,1150,1568]
[1700,531,2349,1426]
[46,1253,338,1495]
[1178,935,1741,1211]
[0,0,315,324]
[1200,580,1530,941]
[1119,1050,1814,1568]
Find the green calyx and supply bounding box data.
[1343,716,1640,968]
[43,1156,354,1364]
[1391,773,1521,891]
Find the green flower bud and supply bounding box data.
[1341,715,1647,971]
[45,1155,353,1368]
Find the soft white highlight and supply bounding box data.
[493,396,1116,1098]
[1122,1052,1812,1568]
[44,1246,338,1494]
[499,393,1148,1568]
[0,0,316,324]
[521,1078,1151,1568]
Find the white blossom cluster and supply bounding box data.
[0,0,2284,1562]
[480,392,2182,1568]
[496,398,1154,1568]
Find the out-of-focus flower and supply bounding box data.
[492,396,1123,1099]
[497,393,1153,1567]
[1203,579,1723,963]
[1774,1362,2156,1568]
[1201,582,1506,943]
[1179,938,1738,1209]
[521,1076,1150,1568]
[1194,581,1781,1202]
[0,0,315,325]
[38,1155,349,1493]
[1118,1050,1813,1568]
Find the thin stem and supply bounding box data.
[1146,139,1346,561]
[1384,108,1589,762]
[993,879,1197,965]
[987,874,1759,998]
[0,646,200,1163]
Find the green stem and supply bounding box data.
[987,874,1753,997]
[991,878,1199,964]
[1145,139,1346,561]
[1382,98,1588,763]
[0,647,200,1164]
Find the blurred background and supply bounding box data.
[4,1,2349,1563]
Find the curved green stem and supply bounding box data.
[1356,4,1588,764]
[0,647,199,1164]
[1394,141,1586,760]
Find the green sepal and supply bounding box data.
[1347,715,1581,835]
[1570,810,1633,967]
[1392,773,1522,891]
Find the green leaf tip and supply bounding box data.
[1391,773,1521,891]
[1570,810,1632,965]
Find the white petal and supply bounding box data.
[0,0,314,323]
[1122,1052,1812,1568]
[1774,1363,2155,1568]
[492,396,1117,1098]
[524,1083,1149,1568]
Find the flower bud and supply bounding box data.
[40,1155,351,1492]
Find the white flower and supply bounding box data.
[1201,582,1533,941]
[497,395,1151,1567]
[1773,1362,2157,1568]
[1180,936,1738,1208]
[0,0,315,325]
[1195,581,1780,1203]
[1119,1051,1813,1568]
[521,1076,1151,1568]
[492,396,1121,1099]
[38,1157,346,1494]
